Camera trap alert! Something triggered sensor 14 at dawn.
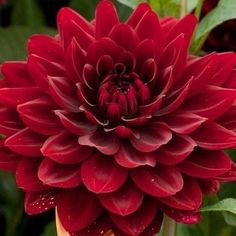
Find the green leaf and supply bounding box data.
[69,0,99,20]
[115,1,133,21]
[40,221,57,236]
[0,26,56,62]
[200,198,236,214]
[187,0,198,13]
[150,0,180,17]
[194,0,236,41]
[223,212,236,227]
[176,224,203,236]
[0,172,24,236]
[208,211,236,236]
[11,0,45,28]
[116,0,143,9]
[0,172,20,205]
[227,149,236,162]
[218,182,236,200]
[69,0,132,22]
[150,0,198,18]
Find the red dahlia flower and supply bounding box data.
[1,1,236,235]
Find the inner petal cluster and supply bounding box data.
[79,36,158,127]
[97,62,153,123]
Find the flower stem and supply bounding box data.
[195,0,205,20]
[162,215,176,236]
[180,0,188,18]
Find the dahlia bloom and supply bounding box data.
[0,1,236,235]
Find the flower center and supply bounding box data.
[98,64,151,123]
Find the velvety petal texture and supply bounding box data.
[0,1,236,235]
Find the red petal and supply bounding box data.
[81,153,128,193]
[160,16,177,34]
[61,20,94,50]
[211,52,236,86]
[99,180,143,216]
[176,53,217,92]
[0,107,24,136]
[57,7,94,44]
[74,213,113,236]
[83,106,109,126]
[159,177,202,210]
[109,24,139,51]
[139,95,163,116]
[113,125,135,138]
[95,0,119,38]
[110,198,157,235]
[79,129,120,155]
[224,68,236,88]
[57,7,93,34]
[115,142,157,168]
[25,190,56,215]
[156,134,196,165]
[135,10,163,50]
[135,39,161,69]
[119,51,136,72]
[182,85,236,120]
[198,179,220,195]
[191,122,236,149]
[140,210,163,236]
[216,162,236,182]
[1,61,35,87]
[16,158,49,191]
[131,165,183,197]
[163,111,207,134]
[65,38,87,83]
[55,110,97,136]
[27,54,65,92]
[48,76,80,112]
[76,82,96,106]
[112,228,130,236]
[87,38,121,66]
[17,96,62,136]
[218,105,236,132]
[122,115,150,127]
[163,207,201,224]
[83,64,99,89]
[28,35,63,62]
[5,128,45,157]
[56,187,102,232]
[160,34,187,81]
[126,3,151,28]
[141,58,157,84]
[38,158,82,188]
[165,14,197,47]
[130,122,172,152]
[156,79,192,116]
[158,66,174,94]
[41,131,93,164]
[97,56,114,79]
[0,140,20,171]
[179,150,231,178]
[0,87,42,108]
